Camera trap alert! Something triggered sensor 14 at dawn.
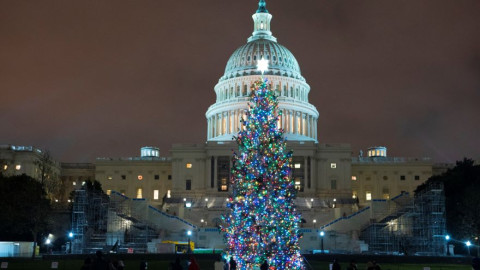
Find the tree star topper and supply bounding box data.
[257,57,269,74]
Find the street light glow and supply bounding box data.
[187,230,192,236]
[466,241,472,247]
[320,231,325,237]
[445,235,450,240]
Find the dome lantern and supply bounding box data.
[256,0,268,13]
[249,0,276,42]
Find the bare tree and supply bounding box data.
[34,150,60,200]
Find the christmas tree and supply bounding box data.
[222,59,304,269]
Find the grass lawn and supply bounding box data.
[308,262,471,270]
[0,258,471,270]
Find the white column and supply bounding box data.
[300,113,304,135]
[226,111,231,134]
[213,115,217,137]
[219,113,222,136]
[308,115,313,138]
[207,118,211,139]
[233,110,237,132]
[293,111,297,134]
[287,110,293,133]
[222,113,226,135]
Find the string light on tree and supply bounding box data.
[222,58,304,269]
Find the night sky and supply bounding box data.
[1,0,479,163]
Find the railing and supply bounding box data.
[96,157,171,161]
[352,156,432,163]
[61,163,95,169]
[319,206,371,230]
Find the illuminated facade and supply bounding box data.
[1,1,450,253]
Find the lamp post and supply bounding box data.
[320,231,325,253]
[68,232,74,254]
[445,235,450,256]
[45,238,52,254]
[466,241,472,256]
[187,230,192,254]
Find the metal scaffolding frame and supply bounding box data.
[360,182,446,255]
[71,190,196,254]
[71,188,109,254]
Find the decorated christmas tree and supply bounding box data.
[222,59,304,270]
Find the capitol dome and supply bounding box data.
[206,0,319,142]
[220,39,304,83]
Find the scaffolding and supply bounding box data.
[71,188,109,253]
[106,192,159,253]
[360,193,414,254]
[71,190,196,254]
[71,189,86,254]
[360,183,446,255]
[411,181,446,255]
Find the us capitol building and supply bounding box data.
[1,1,451,253]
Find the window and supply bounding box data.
[186,179,192,190]
[167,190,171,198]
[366,192,372,201]
[217,156,230,192]
[330,163,337,169]
[383,176,388,180]
[153,190,159,200]
[295,180,302,190]
[292,157,305,191]
[107,176,112,180]
[414,175,420,181]
[136,188,143,199]
[138,175,143,180]
[351,176,357,181]
[3,165,7,171]
[15,164,21,170]
[168,175,172,180]
[106,190,111,196]
[352,192,357,199]
[383,188,390,199]
[331,180,337,190]
[220,178,228,191]
[186,163,193,169]
[121,175,126,180]
[400,175,406,181]
[154,175,159,180]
